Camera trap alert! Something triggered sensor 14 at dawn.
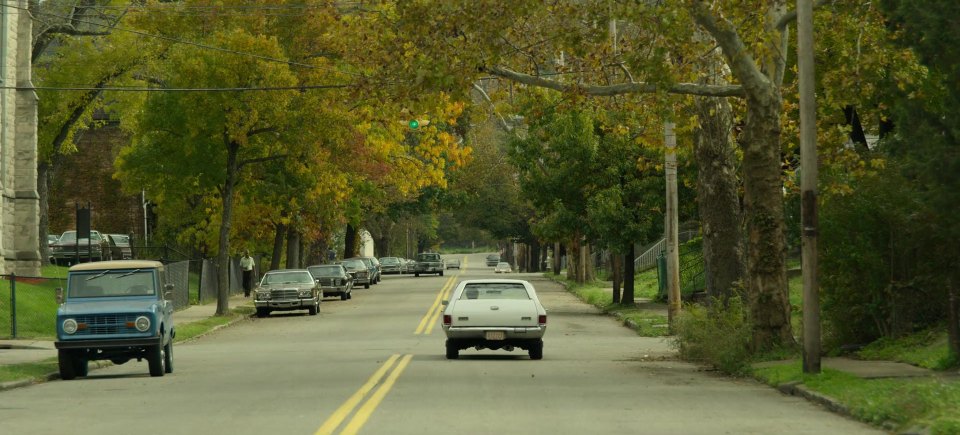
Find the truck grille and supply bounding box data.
[74,313,141,336]
[270,289,300,300]
[318,278,339,286]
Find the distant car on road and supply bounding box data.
[486,253,501,267]
[254,269,321,318]
[446,258,461,269]
[494,262,512,273]
[442,279,547,360]
[414,252,444,277]
[55,260,175,379]
[307,264,353,301]
[349,257,381,284]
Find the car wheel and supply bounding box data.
[163,340,174,373]
[58,350,77,380]
[75,356,89,377]
[256,308,270,318]
[340,292,348,301]
[347,292,353,300]
[439,271,444,276]
[148,345,165,377]
[445,340,459,360]
[414,273,419,277]
[308,301,318,316]
[529,340,544,360]
[364,283,370,289]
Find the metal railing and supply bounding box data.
[634,230,699,272]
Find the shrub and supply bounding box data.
[671,296,753,375]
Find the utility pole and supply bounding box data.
[664,122,681,327]
[798,0,821,374]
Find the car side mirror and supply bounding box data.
[56,288,64,304]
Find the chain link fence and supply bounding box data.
[0,274,67,339]
[198,257,258,304]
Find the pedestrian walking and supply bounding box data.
[240,250,255,297]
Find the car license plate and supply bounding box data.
[485,331,506,341]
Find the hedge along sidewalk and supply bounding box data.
[0,295,253,391]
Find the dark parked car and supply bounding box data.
[50,230,110,265]
[47,234,59,246]
[349,257,381,284]
[106,234,134,260]
[486,253,501,267]
[307,264,353,301]
[340,259,371,289]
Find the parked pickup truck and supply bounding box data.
[414,252,444,277]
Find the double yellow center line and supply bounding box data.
[315,354,414,435]
[414,275,456,335]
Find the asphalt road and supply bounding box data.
[0,253,881,435]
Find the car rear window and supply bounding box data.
[459,283,530,300]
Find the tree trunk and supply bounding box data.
[742,92,793,350]
[530,239,541,272]
[948,276,960,362]
[216,141,241,316]
[286,227,300,268]
[553,242,561,275]
[567,240,578,282]
[344,223,357,258]
[270,222,286,271]
[694,95,744,301]
[612,254,622,304]
[623,246,636,305]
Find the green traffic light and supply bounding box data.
[408,119,419,129]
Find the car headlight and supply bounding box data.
[135,316,151,332]
[256,291,270,300]
[299,290,313,298]
[62,318,78,335]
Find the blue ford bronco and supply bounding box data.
[55,260,175,379]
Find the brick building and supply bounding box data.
[0,2,41,276]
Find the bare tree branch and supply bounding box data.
[485,65,745,98]
[687,2,770,96]
[472,83,513,132]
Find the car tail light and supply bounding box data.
[443,315,451,326]
[538,315,547,325]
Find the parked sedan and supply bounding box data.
[307,264,353,301]
[340,259,371,289]
[378,257,403,275]
[50,230,110,265]
[106,234,134,260]
[253,269,321,318]
[445,258,461,269]
[494,262,512,273]
[442,279,547,360]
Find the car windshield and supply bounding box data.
[262,271,314,285]
[459,283,530,300]
[308,266,342,277]
[58,231,102,243]
[110,235,130,245]
[380,257,399,264]
[68,270,156,298]
[342,260,364,270]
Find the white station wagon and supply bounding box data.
[441,279,547,360]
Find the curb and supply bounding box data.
[775,381,928,434]
[0,311,251,393]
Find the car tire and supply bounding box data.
[347,292,353,300]
[58,350,77,380]
[529,340,544,360]
[414,273,419,277]
[439,271,444,276]
[364,283,370,289]
[163,340,174,373]
[256,308,270,318]
[445,340,459,360]
[148,345,165,377]
[308,301,318,316]
[340,292,348,301]
[75,355,89,377]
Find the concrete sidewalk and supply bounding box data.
[0,294,252,367]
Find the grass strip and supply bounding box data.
[754,361,960,434]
